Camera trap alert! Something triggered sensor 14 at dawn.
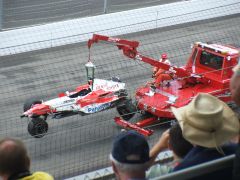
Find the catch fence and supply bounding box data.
[0,4,239,179]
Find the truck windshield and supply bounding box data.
[200,51,223,70]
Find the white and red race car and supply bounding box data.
[21,77,135,138]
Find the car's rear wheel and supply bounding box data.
[116,99,136,121]
[28,117,48,138]
[23,98,42,112]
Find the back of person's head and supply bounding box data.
[110,130,151,176]
[169,123,193,158]
[171,93,239,150]
[0,138,30,177]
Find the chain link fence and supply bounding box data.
[0,3,239,179]
[2,0,181,29]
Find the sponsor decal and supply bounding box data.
[63,99,75,103]
[87,103,111,113]
[108,37,120,43]
[95,83,119,91]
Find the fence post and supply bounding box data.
[0,0,3,30]
[156,11,159,28]
[103,0,108,14]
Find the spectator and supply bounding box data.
[168,123,193,162]
[171,93,239,172]
[147,123,193,178]
[0,137,53,180]
[230,63,240,106]
[230,62,240,180]
[110,130,151,180]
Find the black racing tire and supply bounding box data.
[28,117,48,138]
[23,98,42,112]
[116,99,136,121]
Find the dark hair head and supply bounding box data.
[169,123,193,158]
[0,138,30,176]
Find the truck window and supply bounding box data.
[200,51,223,70]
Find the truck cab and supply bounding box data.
[185,42,239,90]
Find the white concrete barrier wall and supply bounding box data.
[0,0,239,56]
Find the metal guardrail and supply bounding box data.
[155,154,235,180]
[66,152,235,179]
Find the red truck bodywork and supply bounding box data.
[88,34,240,136]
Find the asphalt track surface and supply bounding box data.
[3,0,181,29]
[0,15,240,179]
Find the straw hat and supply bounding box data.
[171,93,239,148]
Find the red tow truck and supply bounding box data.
[88,34,240,136]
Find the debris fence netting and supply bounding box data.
[0,3,239,179]
[2,0,178,29]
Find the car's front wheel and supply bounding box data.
[28,117,48,138]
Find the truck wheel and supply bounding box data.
[116,99,136,121]
[117,89,128,98]
[28,117,48,138]
[23,98,42,112]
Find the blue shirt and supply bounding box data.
[173,143,237,171]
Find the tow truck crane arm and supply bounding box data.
[88,34,190,78]
[88,34,139,50]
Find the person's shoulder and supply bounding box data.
[146,163,172,179]
[172,146,211,171]
[165,59,171,65]
[33,172,54,179]
[21,171,54,180]
[173,144,238,172]
[222,143,238,154]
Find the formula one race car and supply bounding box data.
[21,75,132,138]
[88,34,240,136]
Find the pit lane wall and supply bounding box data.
[0,0,239,56]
